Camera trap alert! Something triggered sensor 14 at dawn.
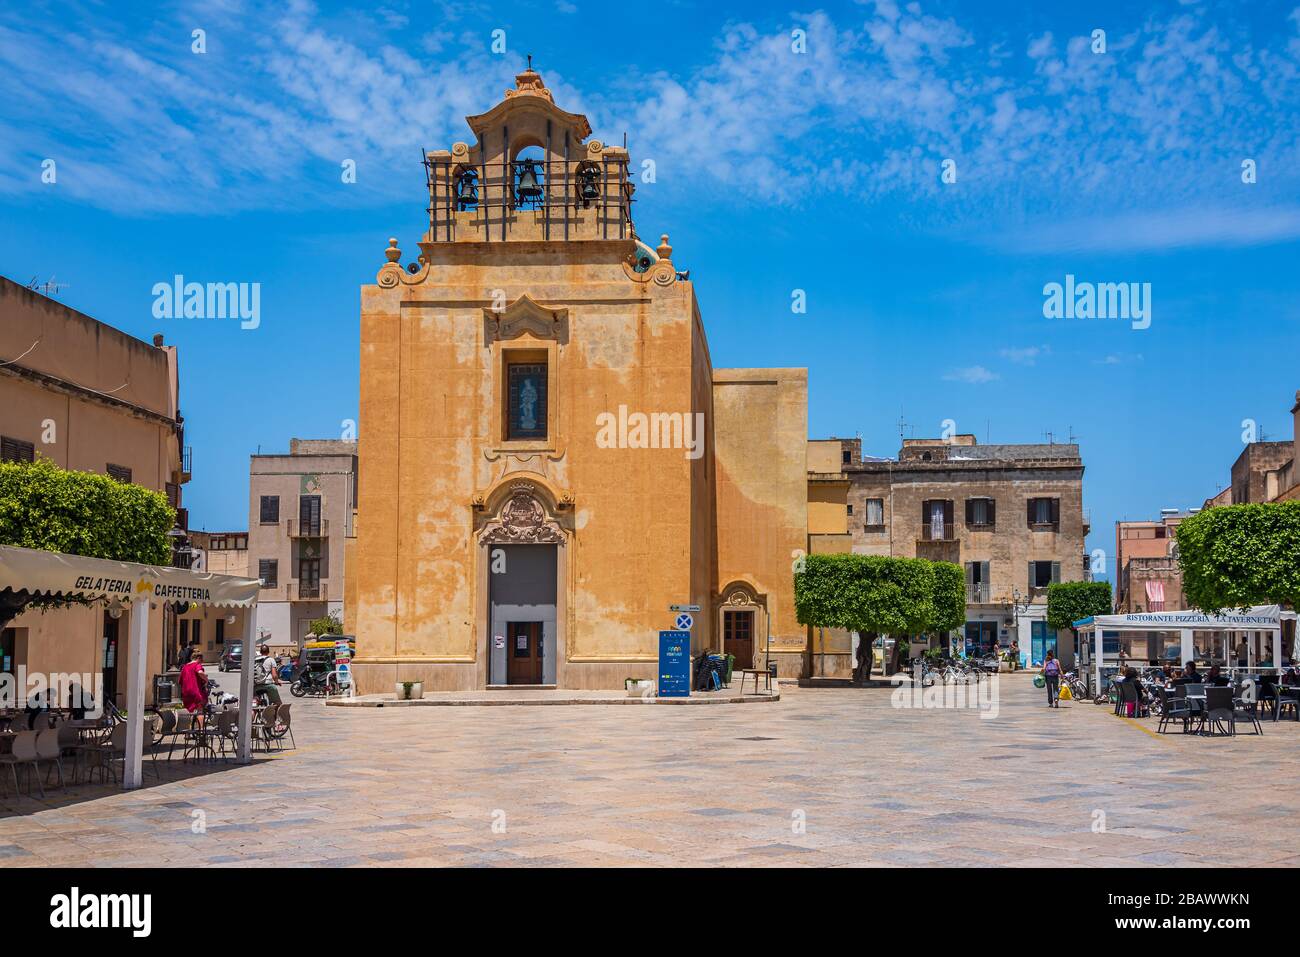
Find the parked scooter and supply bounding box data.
[290,668,338,698]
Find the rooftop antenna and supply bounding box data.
[1067,425,1079,444]
[26,275,68,298]
[897,412,909,447]
[527,53,533,70]
[1043,430,1055,445]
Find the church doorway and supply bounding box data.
[488,544,557,686]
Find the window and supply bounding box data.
[299,495,322,536]
[864,498,885,530]
[841,449,851,465]
[258,559,278,589]
[106,463,132,484]
[965,497,995,528]
[216,619,225,646]
[846,503,853,516]
[506,362,547,440]
[259,495,280,525]
[921,499,953,540]
[965,561,991,602]
[0,436,34,463]
[1027,497,1060,529]
[1028,560,1060,589]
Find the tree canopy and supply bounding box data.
[795,553,957,635]
[0,457,175,625]
[1176,501,1300,612]
[929,562,966,634]
[1045,580,1113,631]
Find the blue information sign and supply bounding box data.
[658,630,691,698]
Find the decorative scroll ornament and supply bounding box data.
[479,483,565,545]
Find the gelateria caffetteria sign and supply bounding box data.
[0,544,260,608]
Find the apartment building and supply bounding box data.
[249,439,356,649]
[1114,510,1194,614]
[813,434,1089,667]
[177,530,250,665]
[0,277,189,703]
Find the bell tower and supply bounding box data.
[420,68,635,251]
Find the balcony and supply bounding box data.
[287,518,329,538]
[295,581,328,602]
[966,583,991,604]
[920,524,955,542]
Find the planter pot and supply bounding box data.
[395,682,425,700]
[626,679,655,698]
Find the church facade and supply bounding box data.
[350,71,809,693]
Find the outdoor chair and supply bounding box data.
[168,711,192,761]
[1205,686,1261,736]
[35,728,66,791]
[1274,686,1300,722]
[213,710,240,760]
[55,720,82,782]
[253,704,280,753]
[275,702,295,749]
[0,730,43,798]
[76,721,128,784]
[1156,687,1192,734]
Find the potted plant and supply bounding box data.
[395,680,424,700]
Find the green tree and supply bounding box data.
[795,553,938,681]
[0,457,175,626]
[926,560,966,646]
[1045,581,1114,631]
[308,612,344,636]
[1176,501,1300,612]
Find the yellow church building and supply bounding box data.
[350,70,809,693]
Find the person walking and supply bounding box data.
[1042,650,1062,708]
[1009,639,1019,672]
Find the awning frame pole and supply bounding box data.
[122,597,151,789]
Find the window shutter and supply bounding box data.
[965,562,975,584]
[943,500,953,529]
[965,499,974,525]
[1052,561,1061,583]
[1050,498,1060,527]
[1027,500,1035,527]
[981,561,990,584]
[921,500,930,524]
[1028,561,1034,589]
[988,499,996,527]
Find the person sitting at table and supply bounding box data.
[1124,667,1149,714]
[24,688,51,729]
[1203,665,1230,687]
[1173,661,1202,685]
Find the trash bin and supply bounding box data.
[153,673,174,705]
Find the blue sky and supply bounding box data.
[2,0,1299,578]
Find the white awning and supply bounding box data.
[0,543,261,607]
[1074,605,1282,633]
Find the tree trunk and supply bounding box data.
[854,631,876,685]
[887,633,905,676]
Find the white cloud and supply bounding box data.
[999,346,1049,365]
[943,365,999,384]
[0,0,1297,252]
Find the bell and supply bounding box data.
[515,159,543,205]
[579,174,600,204]
[455,169,478,209]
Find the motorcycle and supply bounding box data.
[206,678,238,710]
[290,668,338,698]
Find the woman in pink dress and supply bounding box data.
[178,648,208,723]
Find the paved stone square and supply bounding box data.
[2,676,1298,867]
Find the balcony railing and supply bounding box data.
[966,583,990,603]
[920,524,955,542]
[287,518,329,538]
[295,581,328,601]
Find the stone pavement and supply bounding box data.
[330,683,779,706]
[2,676,1299,867]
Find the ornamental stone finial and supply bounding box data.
[656,234,672,261]
[385,238,401,263]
